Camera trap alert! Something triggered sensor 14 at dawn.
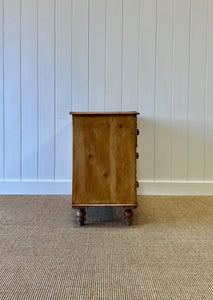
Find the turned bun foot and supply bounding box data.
[124,209,133,226]
[76,209,86,226]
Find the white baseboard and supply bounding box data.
[1,180,213,196]
[138,181,213,195]
[0,180,72,195]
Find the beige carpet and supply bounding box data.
[0,196,213,300]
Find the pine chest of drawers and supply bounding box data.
[69,112,139,226]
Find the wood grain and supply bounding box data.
[72,114,137,207]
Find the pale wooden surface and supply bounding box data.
[69,111,139,115]
[72,204,137,209]
[72,115,137,207]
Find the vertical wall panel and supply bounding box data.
[0,0,3,179]
[0,0,213,194]
[122,0,139,111]
[155,0,174,181]
[21,0,37,180]
[89,0,105,111]
[188,0,208,181]
[138,0,156,181]
[205,0,213,181]
[55,0,72,180]
[38,0,54,180]
[171,0,190,181]
[72,0,89,111]
[105,0,122,111]
[4,0,21,180]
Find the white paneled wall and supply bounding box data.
[21,0,38,180]
[0,0,213,195]
[0,0,3,180]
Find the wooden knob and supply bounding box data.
[137,129,140,135]
[136,181,139,188]
[136,152,139,159]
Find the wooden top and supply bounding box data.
[69,111,139,115]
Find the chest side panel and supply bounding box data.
[72,116,111,205]
[72,115,137,206]
[109,115,137,204]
